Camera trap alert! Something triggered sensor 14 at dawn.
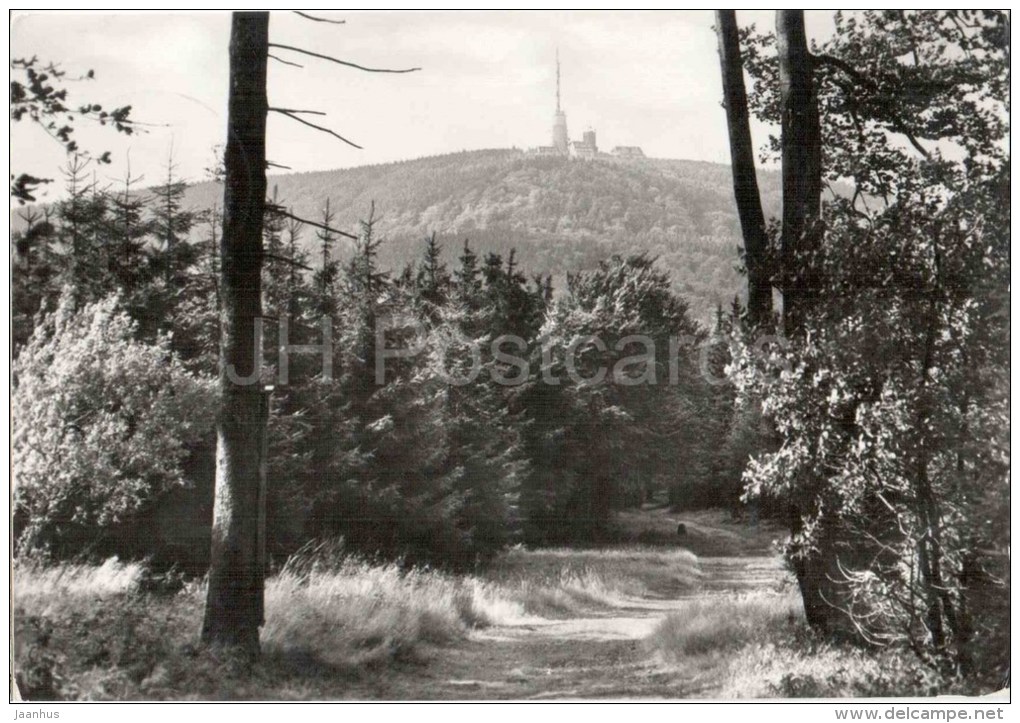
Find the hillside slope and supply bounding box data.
[181,149,780,322]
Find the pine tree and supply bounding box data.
[453,239,482,310]
[150,150,197,353]
[175,203,222,375]
[105,166,159,337]
[520,255,704,541]
[311,198,340,316]
[12,207,59,349]
[107,167,152,292]
[54,154,109,307]
[415,231,450,315]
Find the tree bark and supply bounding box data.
[715,10,772,327]
[201,11,270,659]
[776,10,838,637]
[776,10,822,337]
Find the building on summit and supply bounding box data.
[530,51,643,161]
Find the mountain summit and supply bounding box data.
[186,149,780,322]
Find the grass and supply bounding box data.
[13,543,701,700]
[646,591,943,698]
[484,545,701,613]
[17,526,959,700]
[650,592,802,657]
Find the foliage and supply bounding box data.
[125,149,789,324]
[733,10,1009,681]
[518,255,708,541]
[12,207,60,350]
[12,295,214,558]
[301,230,531,566]
[10,56,133,203]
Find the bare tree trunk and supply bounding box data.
[776,10,822,337]
[715,10,772,327]
[201,11,270,659]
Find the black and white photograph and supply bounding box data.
[8,9,1011,705]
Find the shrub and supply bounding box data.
[13,294,214,558]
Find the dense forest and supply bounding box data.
[12,170,747,566]
[13,149,782,323]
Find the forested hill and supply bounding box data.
[183,149,782,323]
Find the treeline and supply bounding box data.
[165,149,775,322]
[12,155,758,569]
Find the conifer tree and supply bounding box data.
[150,151,197,353]
[12,207,59,349]
[311,198,340,315]
[55,154,109,307]
[415,231,450,315]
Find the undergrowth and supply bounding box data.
[13,542,701,700]
[647,592,951,698]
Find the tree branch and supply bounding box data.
[293,11,345,24]
[266,203,358,240]
[269,107,326,116]
[813,52,877,89]
[267,43,421,74]
[266,161,292,170]
[270,108,363,149]
[812,52,932,159]
[263,251,314,272]
[269,53,303,68]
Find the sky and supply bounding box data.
[10,10,838,202]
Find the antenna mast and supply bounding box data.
[556,48,561,113]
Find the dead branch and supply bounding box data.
[293,11,345,25]
[269,107,326,116]
[266,203,358,240]
[267,43,421,74]
[269,53,303,68]
[270,108,363,149]
[263,251,314,272]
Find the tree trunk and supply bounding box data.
[776,10,822,337]
[715,10,772,327]
[201,11,270,659]
[776,10,837,636]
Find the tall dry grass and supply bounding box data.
[485,546,701,614]
[12,543,701,699]
[650,592,802,658]
[260,555,526,668]
[646,591,942,698]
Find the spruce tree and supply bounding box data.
[150,151,197,353]
[12,208,59,349]
[55,154,109,307]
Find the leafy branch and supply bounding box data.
[10,56,136,202]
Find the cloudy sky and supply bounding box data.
[11,10,837,201]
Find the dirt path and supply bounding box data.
[347,554,789,700]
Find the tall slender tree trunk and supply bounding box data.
[776,10,822,337]
[201,11,270,659]
[775,10,836,635]
[715,10,772,327]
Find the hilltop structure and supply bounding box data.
[530,51,644,161]
[552,50,569,155]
